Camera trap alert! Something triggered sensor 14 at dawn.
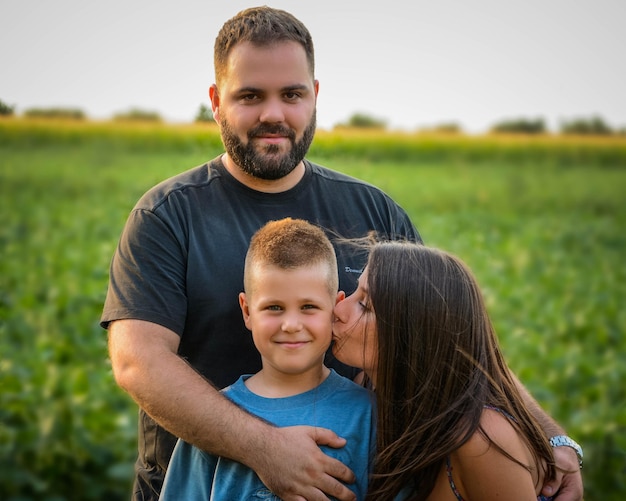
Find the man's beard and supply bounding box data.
[220,112,316,180]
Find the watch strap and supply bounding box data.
[549,435,583,468]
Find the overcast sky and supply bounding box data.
[1,0,624,133]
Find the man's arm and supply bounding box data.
[512,373,583,500]
[108,319,356,501]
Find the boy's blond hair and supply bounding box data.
[244,218,338,296]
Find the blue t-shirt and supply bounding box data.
[161,369,376,500]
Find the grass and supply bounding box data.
[1,118,624,499]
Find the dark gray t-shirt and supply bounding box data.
[101,156,420,491]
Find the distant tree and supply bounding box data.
[0,99,15,116]
[560,116,613,135]
[336,112,387,129]
[195,104,215,123]
[420,122,463,134]
[433,122,462,134]
[113,108,162,122]
[23,107,85,119]
[490,117,546,134]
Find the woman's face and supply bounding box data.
[332,268,378,379]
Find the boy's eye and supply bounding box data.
[267,305,282,311]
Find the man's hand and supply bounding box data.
[541,446,583,500]
[252,425,356,501]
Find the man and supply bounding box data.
[102,6,583,501]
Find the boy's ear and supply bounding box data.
[335,291,346,305]
[239,292,251,329]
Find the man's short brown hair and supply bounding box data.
[214,6,315,87]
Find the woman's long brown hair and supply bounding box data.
[365,242,555,500]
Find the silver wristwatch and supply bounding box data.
[549,435,583,468]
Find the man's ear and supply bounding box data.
[209,84,220,123]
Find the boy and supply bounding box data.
[160,218,375,500]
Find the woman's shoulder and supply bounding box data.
[457,407,532,462]
[449,407,540,499]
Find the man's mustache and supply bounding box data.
[248,124,296,140]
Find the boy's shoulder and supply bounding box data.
[327,370,375,403]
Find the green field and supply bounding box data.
[1,119,625,500]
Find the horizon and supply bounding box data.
[1,0,625,134]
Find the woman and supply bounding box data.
[332,241,558,500]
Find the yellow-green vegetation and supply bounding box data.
[1,118,624,500]
[311,127,626,166]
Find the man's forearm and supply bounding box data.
[512,372,565,437]
[108,319,273,465]
[144,356,270,459]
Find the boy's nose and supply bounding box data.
[281,313,302,333]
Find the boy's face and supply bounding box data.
[239,263,339,379]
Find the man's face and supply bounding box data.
[210,41,318,180]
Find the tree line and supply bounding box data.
[1,98,624,136]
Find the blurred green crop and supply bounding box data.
[1,119,624,500]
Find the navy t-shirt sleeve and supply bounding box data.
[101,207,188,335]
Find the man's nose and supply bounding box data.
[259,97,285,123]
